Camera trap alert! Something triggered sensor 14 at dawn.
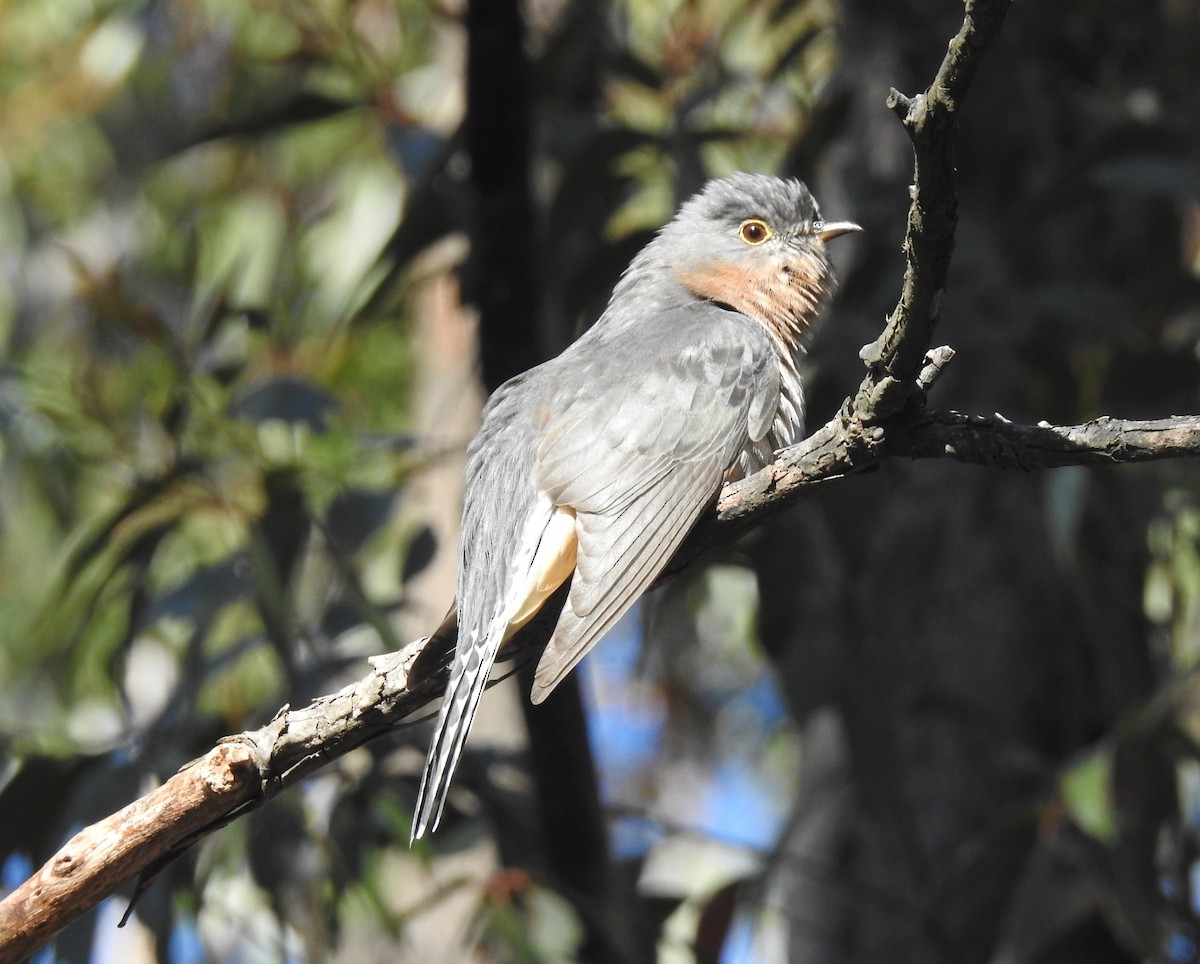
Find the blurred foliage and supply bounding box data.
[3,0,1200,961]
[0,0,845,958]
[0,0,452,957]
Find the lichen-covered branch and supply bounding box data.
[715,411,1200,526]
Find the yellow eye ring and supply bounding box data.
[738,219,772,245]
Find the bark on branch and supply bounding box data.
[719,409,1200,525]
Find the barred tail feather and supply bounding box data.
[412,498,574,840]
[410,628,504,841]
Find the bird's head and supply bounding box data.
[658,173,860,349]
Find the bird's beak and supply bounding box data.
[817,221,862,243]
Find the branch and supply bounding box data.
[869,0,1013,387]
[7,407,1198,959]
[0,642,446,961]
[718,410,1200,524]
[0,745,261,963]
[899,412,1200,469]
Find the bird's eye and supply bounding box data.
[738,219,771,245]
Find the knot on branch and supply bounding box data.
[887,87,919,125]
[858,375,910,425]
[917,345,957,394]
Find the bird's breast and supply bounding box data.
[734,356,804,479]
[675,251,827,351]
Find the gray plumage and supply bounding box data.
[411,173,854,839]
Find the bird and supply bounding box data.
[411,172,859,840]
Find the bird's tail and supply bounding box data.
[410,623,503,841]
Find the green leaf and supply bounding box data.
[1060,747,1117,843]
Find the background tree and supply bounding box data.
[2,0,1200,962]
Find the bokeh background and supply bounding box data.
[2,0,1200,961]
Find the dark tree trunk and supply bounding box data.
[760,0,1199,959]
[464,2,645,960]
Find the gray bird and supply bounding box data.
[411,173,859,839]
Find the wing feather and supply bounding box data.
[531,460,720,700]
[527,307,781,703]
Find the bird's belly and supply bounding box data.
[503,504,578,637]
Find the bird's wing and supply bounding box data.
[530,307,780,702]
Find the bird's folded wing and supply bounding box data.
[530,459,721,702]
[529,309,779,701]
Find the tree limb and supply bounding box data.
[718,409,1200,523]
[0,743,262,963]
